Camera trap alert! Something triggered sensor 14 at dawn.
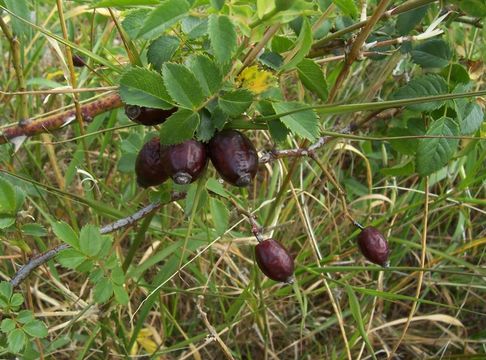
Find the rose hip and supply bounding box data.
[72,54,86,67]
[160,140,208,185]
[125,105,177,126]
[357,227,390,267]
[255,239,294,283]
[135,137,168,188]
[208,130,258,187]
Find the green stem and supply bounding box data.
[249,7,279,29]
[255,90,486,122]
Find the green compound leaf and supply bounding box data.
[93,277,113,304]
[416,117,460,176]
[79,225,103,257]
[411,39,452,69]
[162,63,206,109]
[208,14,237,64]
[119,67,173,109]
[52,221,79,249]
[186,55,223,97]
[391,74,448,112]
[147,35,180,71]
[136,0,190,40]
[8,328,26,353]
[272,101,319,141]
[218,89,253,117]
[23,320,48,338]
[159,109,200,145]
[297,58,328,101]
[57,248,86,269]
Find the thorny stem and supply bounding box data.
[0,92,123,145]
[2,90,485,146]
[9,192,186,287]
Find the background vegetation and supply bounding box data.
[0,0,485,358]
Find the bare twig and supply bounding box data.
[259,136,332,163]
[10,191,186,288]
[311,0,437,49]
[0,92,122,145]
[259,126,353,164]
[10,244,70,288]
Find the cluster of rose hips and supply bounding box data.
[127,106,258,188]
[126,105,390,284]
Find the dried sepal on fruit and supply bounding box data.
[255,239,294,283]
[160,140,208,185]
[135,137,168,188]
[208,130,258,187]
[125,105,177,126]
[357,227,390,267]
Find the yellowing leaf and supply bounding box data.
[132,327,163,356]
[46,70,65,80]
[137,336,158,354]
[237,65,275,94]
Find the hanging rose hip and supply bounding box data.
[135,137,168,188]
[72,54,86,67]
[357,227,390,267]
[160,140,208,185]
[208,130,258,187]
[255,239,294,283]
[125,105,177,126]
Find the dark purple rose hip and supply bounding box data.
[255,239,294,283]
[208,130,258,187]
[160,140,208,185]
[72,54,86,67]
[125,105,177,126]
[135,137,168,188]
[357,227,390,267]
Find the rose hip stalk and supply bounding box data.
[357,226,390,267]
[255,239,294,283]
[208,130,258,187]
[125,105,177,126]
[160,140,208,185]
[135,137,168,188]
